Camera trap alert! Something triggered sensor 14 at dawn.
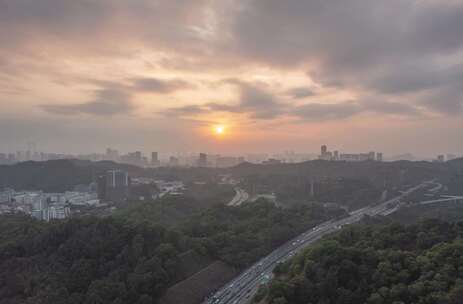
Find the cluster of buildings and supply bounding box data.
[434,154,459,163]
[0,188,99,221]
[0,145,161,167]
[0,168,187,221]
[319,145,383,162]
[96,170,186,202]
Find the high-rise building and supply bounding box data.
[376,153,383,162]
[105,170,130,203]
[151,152,160,167]
[333,150,339,160]
[319,145,332,160]
[96,175,107,200]
[321,145,327,155]
[198,153,207,167]
[437,155,445,163]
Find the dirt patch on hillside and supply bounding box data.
[160,260,238,304]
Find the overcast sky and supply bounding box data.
[1,0,462,156]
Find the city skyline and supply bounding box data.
[1,144,460,167]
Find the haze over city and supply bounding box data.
[1,0,463,156]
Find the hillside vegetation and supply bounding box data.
[256,220,463,304]
[0,200,344,304]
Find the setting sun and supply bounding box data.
[214,125,225,135]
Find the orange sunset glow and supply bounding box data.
[214,125,225,135]
[0,0,462,157]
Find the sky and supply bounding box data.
[1,0,463,157]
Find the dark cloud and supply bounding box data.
[285,87,314,99]
[162,104,206,117]
[291,102,362,121]
[0,0,212,57]
[236,82,284,119]
[39,76,195,117]
[368,64,442,95]
[421,87,463,115]
[132,77,193,94]
[227,0,463,115]
[40,88,133,116]
[361,99,421,116]
[162,82,423,122]
[160,81,286,119]
[411,2,463,53]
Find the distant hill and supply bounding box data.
[228,159,453,209]
[446,157,463,170]
[0,159,143,192]
[1,158,461,194]
[230,159,449,185]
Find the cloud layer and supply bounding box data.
[0,0,463,154]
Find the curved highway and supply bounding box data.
[204,182,428,304]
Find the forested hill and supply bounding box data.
[0,200,344,304]
[230,159,451,187]
[256,219,463,304]
[0,159,143,192]
[2,158,462,193]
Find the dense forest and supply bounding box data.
[114,183,235,227]
[389,203,463,225]
[0,200,344,304]
[256,220,463,304]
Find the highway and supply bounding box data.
[228,188,250,206]
[204,182,428,304]
[418,196,463,205]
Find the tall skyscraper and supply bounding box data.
[319,145,332,160]
[135,151,142,162]
[376,153,383,162]
[151,152,160,167]
[105,170,130,203]
[321,145,327,155]
[96,175,107,200]
[198,153,207,167]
